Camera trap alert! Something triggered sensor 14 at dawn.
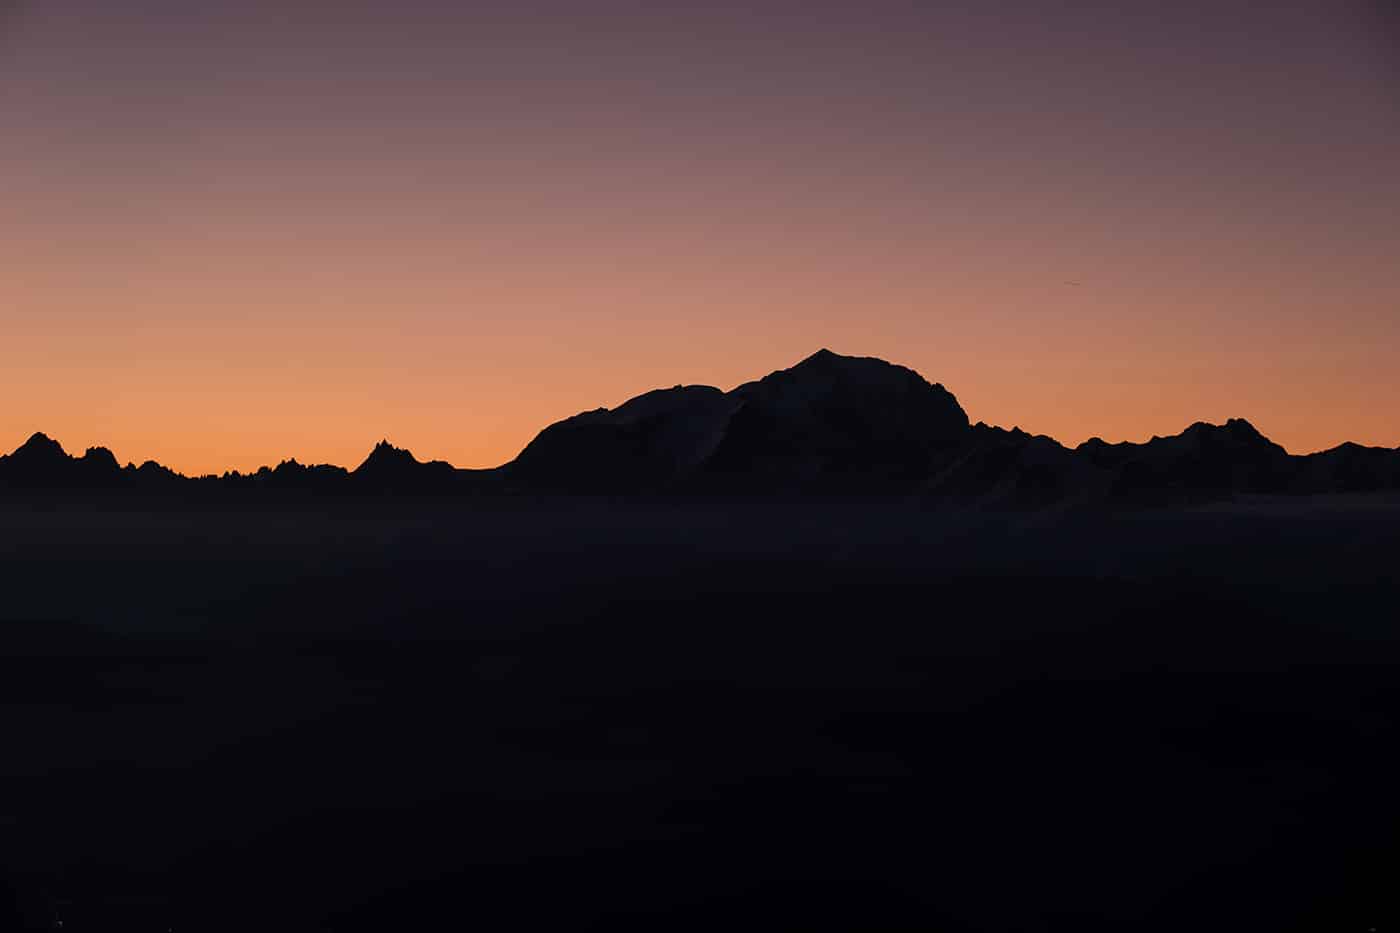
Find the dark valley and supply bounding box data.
[2,352,1398,931]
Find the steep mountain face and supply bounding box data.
[509,386,739,492]
[698,349,971,491]
[506,349,973,493]
[353,440,459,492]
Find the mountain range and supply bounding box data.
[3,349,1397,505]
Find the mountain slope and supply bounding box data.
[697,349,970,491]
[505,349,973,493]
[508,386,738,492]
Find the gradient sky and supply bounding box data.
[2,1,1397,473]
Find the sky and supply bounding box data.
[1,0,1397,473]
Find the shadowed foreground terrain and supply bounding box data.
[2,498,1399,930]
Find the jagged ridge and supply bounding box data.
[2,351,1397,505]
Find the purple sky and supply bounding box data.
[1,1,1396,471]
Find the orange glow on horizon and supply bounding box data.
[2,3,1396,474]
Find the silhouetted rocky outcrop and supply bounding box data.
[352,440,462,494]
[0,433,127,490]
[1,433,81,487]
[3,350,1398,505]
[217,459,352,494]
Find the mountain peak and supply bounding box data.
[81,446,121,471]
[1,352,1395,503]
[738,350,967,420]
[1224,417,1263,437]
[790,348,894,372]
[355,439,422,475]
[15,432,67,458]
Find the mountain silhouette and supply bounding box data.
[702,349,971,491]
[509,385,737,492]
[3,350,1397,504]
[510,350,973,493]
[0,432,125,490]
[1075,418,1294,503]
[1295,440,1400,493]
[8,432,74,478]
[353,440,461,493]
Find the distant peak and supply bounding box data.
[1181,418,1268,441]
[23,430,61,447]
[772,349,958,398]
[1224,417,1261,435]
[355,439,422,474]
[81,446,120,469]
[364,439,415,459]
[795,348,863,369]
[787,349,936,380]
[13,431,67,458]
[783,350,877,376]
